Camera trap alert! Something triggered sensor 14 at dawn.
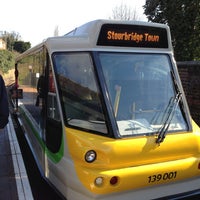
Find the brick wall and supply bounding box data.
[177,61,200,126]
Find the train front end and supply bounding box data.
[50,20,200,199]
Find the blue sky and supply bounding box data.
[0,0,146,46]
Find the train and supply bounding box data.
[11,19,200,199]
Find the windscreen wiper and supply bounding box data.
[156,70,183,144]
[156,91,182,144]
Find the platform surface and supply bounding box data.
[0,116,33,200]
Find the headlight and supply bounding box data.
[85,150,96,163]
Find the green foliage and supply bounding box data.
[0,50,14,74]
[0,31,31,75]
[1,31,21,51]
[1,31,31,53]
[14,41,31,53]
[144,0,200,61]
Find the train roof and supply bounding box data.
[16,19,172,61]
[64,19,170,38]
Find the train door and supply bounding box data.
[43,53,62,177]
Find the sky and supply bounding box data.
[0,0,146,47]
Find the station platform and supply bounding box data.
[0,115,33,200]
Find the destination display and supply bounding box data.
[97,24,168,48]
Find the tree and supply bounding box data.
[110,2,140,21]
[13,41,31,53]
[143,0,200,61]
[0,50,14,74]
[1,31,21,51]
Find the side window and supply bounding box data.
[47,69,60,121]
[46,62,62,153]
[53,52,108,134]
[18,50,44,126]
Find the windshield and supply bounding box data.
[99,53,188,137]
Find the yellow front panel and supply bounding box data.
[66,121,200,195]
[76,157,200,194]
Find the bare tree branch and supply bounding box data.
[110,2,139,21]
